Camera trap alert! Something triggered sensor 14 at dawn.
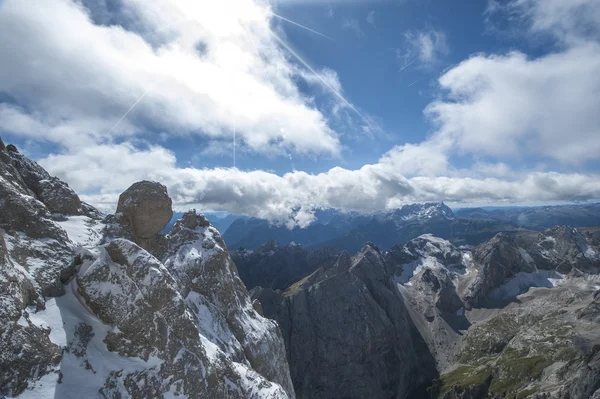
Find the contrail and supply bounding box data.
[233,119,236,168]
[271,12,333,40]
[407,79,420,87]
[399,58,416,71]
[108,88,152,134]
[271,33,372,127]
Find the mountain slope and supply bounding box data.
[0,140,294,398]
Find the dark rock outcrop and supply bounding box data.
[116,180,172,250]
[232,242,341,291]
[266,244,437,399]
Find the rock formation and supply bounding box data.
[116,180,173,250]
[232,241,341,291]
[0,146,294,398]
[258,243,438,399]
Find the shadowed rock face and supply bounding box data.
[260,244,438,399]
[232,242,342,291]
[6,149,82,215]
[116,180,173,249]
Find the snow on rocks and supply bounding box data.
[1,148,295,399]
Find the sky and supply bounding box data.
[1,0,600,227]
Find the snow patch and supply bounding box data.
[56,216,104,248]
[26,298,67,347]
[489,271,563,300]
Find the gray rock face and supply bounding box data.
[232,241,341,291]
[37,177,82,215]
[0,150,295,398]
[161,210,295,397]
[269,244,437,399]
[7,149,82,215]
[0,229,63,397]
[0,146,77,297]
[116,180,173,249]
[462,228,600,308]
[77,238,290,398]
[462,233,533,308]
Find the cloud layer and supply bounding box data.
[2,0,600,227]
[0,0,345,155]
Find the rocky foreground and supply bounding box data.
[1,139,600,399]
[0,140,294,398]
[250,231,600,398]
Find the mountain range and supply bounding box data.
[2,139,600,399]
[223,202,600,253]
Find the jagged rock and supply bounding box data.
[5,151,83,215]
[0,137,5,151]
[523,226,600,274]
[116,181,173,249]
[0,151,75,296]
[231,241,342,291]
[275,243,437,399]
[249,286,283,319]
[577,289,600,322]
[0,229,62,397]
[162,210,295,397]
[462,233,535,308]
[77,238,291,398]
[462,228,599,308]
[37,177,82,215]
[0,150,295,398]
[6,144,18,153]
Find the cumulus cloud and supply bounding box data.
[0,0,353,156]
[38,142,600,227]
[426,0,600,164]
[400,29,449,67]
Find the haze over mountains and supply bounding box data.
[217,202,600,253]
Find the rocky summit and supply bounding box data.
[0,143,294,398]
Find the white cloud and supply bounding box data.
[400,29,449,67]
[342,18,364,37]
[37,142,600,227]
[425,0,600,164]
[0,0,350,156]
[366,10,375,27]
[3,0,600,228]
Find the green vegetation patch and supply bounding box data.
[439,365,492,397]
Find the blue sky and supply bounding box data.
[1,0,599,226]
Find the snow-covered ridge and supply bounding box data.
[1,146,294,399]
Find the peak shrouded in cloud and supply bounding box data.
[1,0,600,227]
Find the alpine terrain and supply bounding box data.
[0,139,294,398]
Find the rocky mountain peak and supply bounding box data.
[0,151,295,398]
[116,180,173,250]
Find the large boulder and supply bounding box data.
[116,181,173,248]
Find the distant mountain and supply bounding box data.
[455,203,600,229]
[224,202,600,253]
[225,202,464,252]
[231,241,341,291]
